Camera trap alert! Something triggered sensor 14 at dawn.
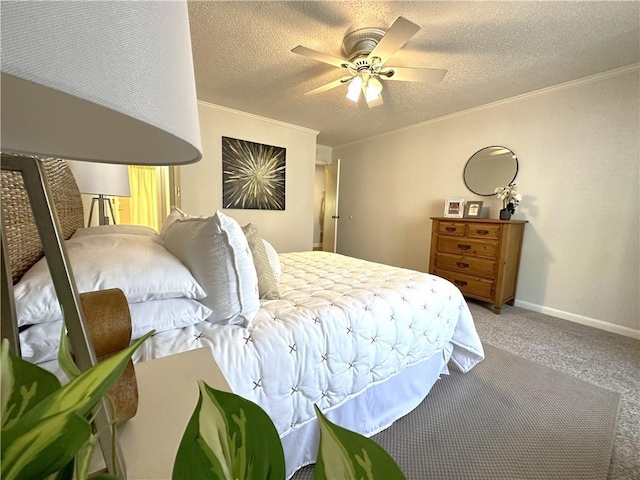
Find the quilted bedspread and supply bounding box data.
[133,251,484,436]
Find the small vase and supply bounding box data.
[499,209,512,220]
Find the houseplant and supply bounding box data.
[1,332,152,480]
[494,183,522,220]
[1,332,406,480]
[172,382,406,480]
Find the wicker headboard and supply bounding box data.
[1,157,84,283]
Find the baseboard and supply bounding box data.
[514,300,640,340]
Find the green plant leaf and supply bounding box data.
[58,323,82,381]
[49,457,74,480]
[74,433,97,480]
[0,339,61,430]
[313,405,406,480]
[1,410,91,480]
[1,340,13,426]
[13,331,152,429]
[2,332,151,480]
[173,380,285,480]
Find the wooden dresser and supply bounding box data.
[428,217,527,314]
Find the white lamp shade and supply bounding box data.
[0,1,202,166]
[66,161,131,198]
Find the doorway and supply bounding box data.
[322,158,340,253]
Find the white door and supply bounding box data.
[322,159,340,253]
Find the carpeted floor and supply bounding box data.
[374,343,619,480]
[467,301,639,480]
[292,301,639,480]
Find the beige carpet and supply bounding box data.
[293,343,620,480]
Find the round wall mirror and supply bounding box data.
[463,146,518,196]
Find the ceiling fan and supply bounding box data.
[291,17,447,108]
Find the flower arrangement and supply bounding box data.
[494,183,522,214]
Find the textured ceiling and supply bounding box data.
[188,1,639,147]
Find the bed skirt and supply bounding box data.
[281,343,453,479]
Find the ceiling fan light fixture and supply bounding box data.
[346,76,363,102]
[365,77,383,102]
[365,87,379,102]
[293,16,445,105]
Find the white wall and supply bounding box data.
[179,102,318,253]
[334,67,639,336]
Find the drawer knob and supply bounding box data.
[454,279,468,287]
[445,227,456,232]
[456,262,469,269]
[457,244,471,250]
[476,230,489,235]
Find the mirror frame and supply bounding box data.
[463,146,519,196]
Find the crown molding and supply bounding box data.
[335,63,640,150]
[197,100,319,136]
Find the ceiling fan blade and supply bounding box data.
[381,67,447,83]
[304,76,352,95]
[367,17,420,65]
[291,45,350,69]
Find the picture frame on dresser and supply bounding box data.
[464,201,483,218]
[444,198,465,218]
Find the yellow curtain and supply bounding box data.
[127,165,158,231]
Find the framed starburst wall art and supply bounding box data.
[222,136,286,210]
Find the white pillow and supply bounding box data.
[161,209,260,327]
[19,298,212,364]
[242,224,280,300]
[72,224,158,239]
[128,297,212,340]
[262,239,281,283]
[14,233,206,327]
[160,206,189,236]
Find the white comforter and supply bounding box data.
[132,251,484,436]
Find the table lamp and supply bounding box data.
[0,1,202,477]
[66,161,132,226]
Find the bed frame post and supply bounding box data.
[0,155,127,478]
[1,218,20,356]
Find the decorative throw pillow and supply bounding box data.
[161,209,260,327]
[19,297,212,364]
[242,224,280,300]
[159,206,189,237]
[262,239,281,283]
[14,233,206,327]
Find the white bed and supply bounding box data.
[133,251,483,475]
[29,249,483,477]
[7,160,484,479]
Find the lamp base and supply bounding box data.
[88,195,117,226]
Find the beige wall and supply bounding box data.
[334,68,639,336]
[179,102,317,253]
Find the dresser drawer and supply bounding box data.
[466,223,501,240]
[436,236,499,259]
[435,269,494,299]
[437,222,466,236]
[430,217,526,314]
[435,253,496,278]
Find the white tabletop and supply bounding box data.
[92,347,231,479]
